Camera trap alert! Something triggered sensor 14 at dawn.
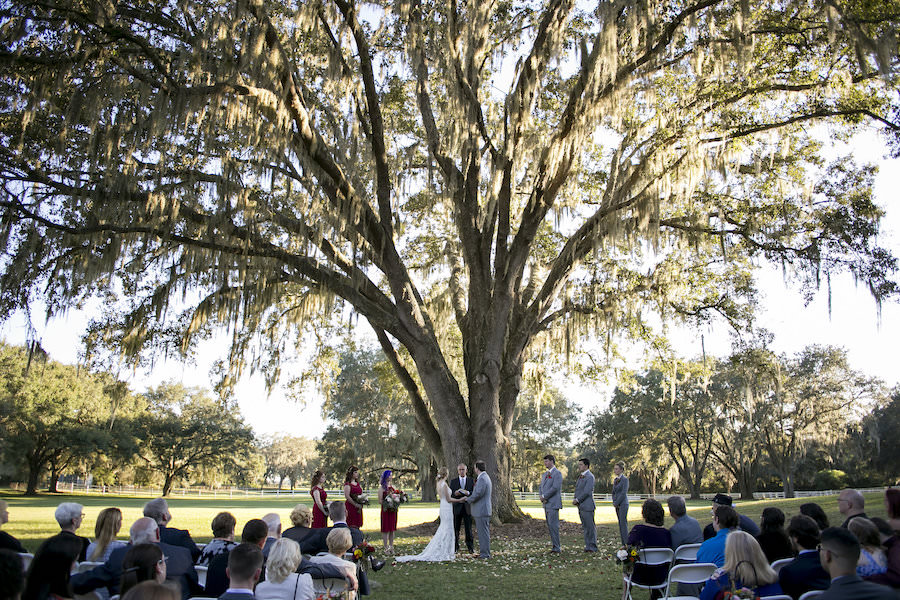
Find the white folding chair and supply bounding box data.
[624,547,675,600]
[312,577,353,600]
[673,543,701,563]
[798,592,824,600]
[761,595,793,600]
[662,562,717,600]
[195,564,208,587]
[770,557,793,574]
[20,552,34,570]
[74,561,104,574]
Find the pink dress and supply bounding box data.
[380,486,399,533]
[345,481,364,528]
[311,485,328,528]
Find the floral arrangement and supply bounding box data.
[382,489,409,512]
[351,541,376,562]
[615,543,641,575]
[314,591,349,600]
[350,491,369,505]
[719,588,759,600]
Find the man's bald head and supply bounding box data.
[130,517,159,545]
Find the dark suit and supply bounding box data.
[0,530,25,552]
[57,530,90,562]
[298,523,369,596]
[841,512,869,529]
[778,550,831,600]
[159,524,201,562]
[71,541,201,600]
[282,526,312,544]
[449,476,474,553]
[819,574,895,600]
[218,592,254,600]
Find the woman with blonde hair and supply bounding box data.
[254,538,315,600]
[699,531,783,600]
[849,517,888,577]
[86,508,126,562]
[282,504,313,544]
[396,466,462,562]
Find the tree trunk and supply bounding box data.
[162,474,175,496]
[26,463,41,496]
[419,459,437,502]
[737,467,755,500]
[49,468,60,493]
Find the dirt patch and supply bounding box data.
[401,515,586,540]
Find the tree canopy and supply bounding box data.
[0,0,898,519]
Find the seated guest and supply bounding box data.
[627,499,672,597]
[205,519,269,597]
[702,494,759,540]
[756,506,792,562]
[667,495,702,551]
[309,529,356,583]
[71,517,201,600]
[87,508,127,562]
[697,504,738,567]
[282,505,313,544]
[800,502,830,531]
[54,502,90,562]
[779,515,830,600]
[121,581,178,600]
[143,499,200,562]
[120,543,165,595]
[261,514,281,559]
[839,488,868,528]
[867,518,900,589]
[849,517,888,577]
[0,501,25,553]
[198,512,238,566]
[885,489,900,533]
[220,543,264,600]
[699,531,783,600]
[817,527,894,600]
[0,548,25,600]
[300,503,363,555]
[23,533,83,600]
[255,538,315,600]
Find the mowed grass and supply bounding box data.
[1,490,885,600]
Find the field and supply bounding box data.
[1,491,881,600]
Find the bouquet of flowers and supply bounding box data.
[351,541,377,562]
[350,491,369,505]
[314,590,350,600]
[382,489,409,512]
[719,588,759,600]
[615,543,641,575]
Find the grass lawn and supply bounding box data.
[1,490,886,599]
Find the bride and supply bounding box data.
[395,466,462,562]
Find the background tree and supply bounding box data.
[261,434,318,490]
[1,0,897,520]
[0,343,115,494]
[135,383,256,496]
[508,388,578,492]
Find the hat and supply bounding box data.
[712,493,733,506]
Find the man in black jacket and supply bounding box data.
[818,527,894,600]
[779,515,830,600]
[144,497,201,562]
[449,464,474,554]
[71,517,202,600]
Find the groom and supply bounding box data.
[465,460,492,559]
[449,463,474,553]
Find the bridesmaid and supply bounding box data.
[378,469,400,554]
[343,465,365,529]
[310,470,329,528]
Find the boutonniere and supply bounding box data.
[545,473,552,480]
[578,474,584,479]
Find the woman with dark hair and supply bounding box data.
[310,470,329,528]
[885,488,900,533]
[755,506,792,562]
[120,581,179,600]
[87,508,126,562]
[343,466,365,529]
[120,543,166,596]
[626,499,672,599]
[799,502,830,531]
[22,533,83,600]
[197,512,237,566]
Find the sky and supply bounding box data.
[2,132,899,440]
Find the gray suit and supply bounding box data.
[467,471,492,558]
[574,470,597,551]
[540,466,563,552]
[613,474,629,544]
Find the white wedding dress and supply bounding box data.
[395,480,456,562]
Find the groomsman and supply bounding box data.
[572,458,597,552]
[466,461,492,558]
[540,454,563,553]
[613,461,629,545]
[449,463,475,553]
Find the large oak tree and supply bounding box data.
[0,0,898,519]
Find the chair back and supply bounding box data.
[769,557,793,574]
[74,561,104,574]
[662,562,717,598]
[20,552,34,570]
[312,577,349,595]
[760,595,793,600]
[638,547,675,566]
[798,591,824,600]
[673,543,701,563]
[195,564,208,587]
